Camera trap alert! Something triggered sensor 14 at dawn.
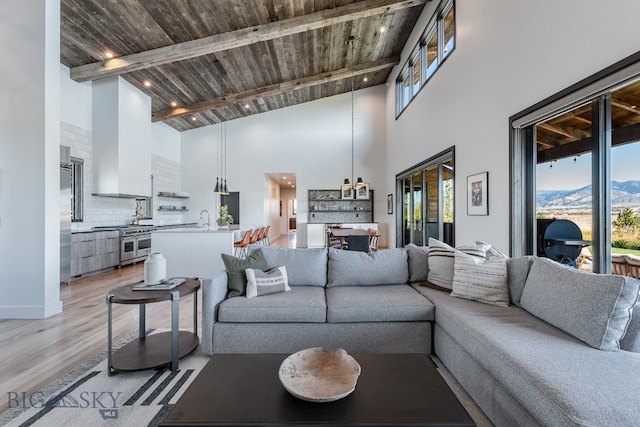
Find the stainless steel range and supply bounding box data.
[120,226,156,266]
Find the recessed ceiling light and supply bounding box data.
[143,81,151,87]
[191,117,197,121]
[379,27,386,33]
[245,104,250,109]
[171,101,177,107]
[363,77,368,82]
[105,51,114,59]
[282,176,287,179]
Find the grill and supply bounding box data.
[537,218,591,267]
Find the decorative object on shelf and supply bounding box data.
[355,182,370,200]
[341,184,353,199]
[342,36,365,191]
[144,252,167,285]
[387,193,394,214]
[214,122,230,195]
[279,347,361,403]
[216,204,233,226]
[467,171,489,216]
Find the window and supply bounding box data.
[395,0,455,117]
[71,157,83,222]
[510,55,640,274]
[396,148,455,247]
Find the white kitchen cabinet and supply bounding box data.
[307,224,326,248]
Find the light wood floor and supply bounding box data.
[0,232,294,413]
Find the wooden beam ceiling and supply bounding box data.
[70,0,429,83]
[152,57,399,122]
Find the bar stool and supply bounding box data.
[262,225,271,245]
[233,230,252,258]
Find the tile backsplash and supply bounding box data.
[61,122,185,230]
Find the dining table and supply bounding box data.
[329,228,375,249]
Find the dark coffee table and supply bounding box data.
[161,353,475,426]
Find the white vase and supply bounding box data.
[144,253,166,284]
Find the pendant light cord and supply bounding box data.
[351,37,355,187]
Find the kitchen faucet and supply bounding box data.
[199,210,210,227]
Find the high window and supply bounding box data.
[396,0,455,116]
[510,54,640,273]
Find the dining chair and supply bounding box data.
[346,235,370,253]
[368,229,380,252]
[233,230,252,258]
[325,229,342,249]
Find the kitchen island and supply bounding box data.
[152,226,252,280]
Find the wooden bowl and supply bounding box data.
[278,347,361,402]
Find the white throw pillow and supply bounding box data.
[426,238,487,290]
[451,250,509,307]
[245,266,290,298]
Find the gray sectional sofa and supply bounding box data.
[202,245,640,427]
[203,247,434,355]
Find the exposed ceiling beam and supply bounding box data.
[152,57,399,122]
[70,0,429,83]
[612,100,640,116]
[537,122,640,163]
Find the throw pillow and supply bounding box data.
[327,248,409,286]
[450,250,509,307]
[426,238,487,290]
[406,243,429,283]
[245,266,290,298]
[520,257,640,351]
[620,301,640,352]
[221,250,268,297]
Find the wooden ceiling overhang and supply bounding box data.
[536,80,640,163]
[61,0,429,131]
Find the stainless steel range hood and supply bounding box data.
[92,76,152,198]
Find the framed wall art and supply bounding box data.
[467,171,489,215]
[341,184,354,199]
[387,194,393,214]
[355,183,370,200]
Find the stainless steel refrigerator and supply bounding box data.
[60,165,72,284]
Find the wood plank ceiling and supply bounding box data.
[536,79,640,164]
[61,0,428,131]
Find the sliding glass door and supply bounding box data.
[512,75,640,273]
[398,148,454,247]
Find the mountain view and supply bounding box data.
[537,180,640,212]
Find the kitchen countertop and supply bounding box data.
[152,225,242,233]
[71,223,198,234]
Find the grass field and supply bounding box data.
[612,247,640,256]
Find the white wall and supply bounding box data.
[181,85,387,247]
[0,0,62,318]
[60,64,92,130]
[385,0,640,252]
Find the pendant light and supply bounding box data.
[221,122,230,195]
[343,36,365,191]
[214,123,222,193]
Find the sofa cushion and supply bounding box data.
[506,256,534,306]
[245,266,290,298]
[221,251,268,297]
[620,301,640,352]
[327,248,408,287]
[406,243,429,283]
[521,257,639,351]
[426,238,487,290]
[218,286,326,323]
[416,285,640,427]
[326,285,434,322]
[257,247,328,287]
[450,250,509,307]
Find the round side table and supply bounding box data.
[106,278,200,376]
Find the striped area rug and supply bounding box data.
[0,331,209,427]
